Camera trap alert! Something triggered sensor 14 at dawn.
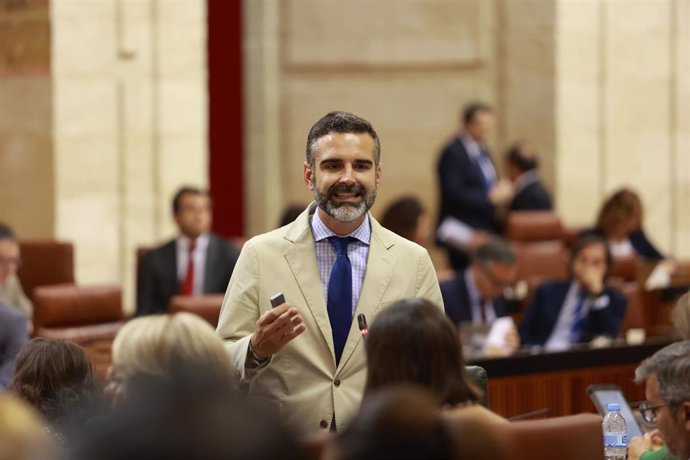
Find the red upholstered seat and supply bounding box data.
[17,240,75,300]
[168,294,224,327]
[33,284,125,345]
[493,413,604,460]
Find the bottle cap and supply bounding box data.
[607,403,621,411]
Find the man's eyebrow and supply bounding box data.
[319,158,342,166]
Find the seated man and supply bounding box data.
[628,340,690,460]
[441,238,517,325]
[504,141,552,212]
[519,235,627,350]
[136,187,240,316]
[0,223,32,317]
[0,302,29,390]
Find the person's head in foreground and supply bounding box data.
[11,338,97,443]
[108,312,236,406]
[635,340,690,459]
[365,298,481,407]
[0,394,56,460]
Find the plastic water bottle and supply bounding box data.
[603,403,627,460]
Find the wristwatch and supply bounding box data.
[246,339,270,369]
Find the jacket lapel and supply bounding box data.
[337,217,396,372]
[283,205,335,360]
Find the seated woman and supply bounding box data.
[590,188,663,260]
[519,235,627,350]
[364,298,506,424]
[106,312,236,406]
[11,338,99,447]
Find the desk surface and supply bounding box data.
[470,337,674,378]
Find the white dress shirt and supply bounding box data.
[176,233,210,295]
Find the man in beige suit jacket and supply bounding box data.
[217,112,443,435]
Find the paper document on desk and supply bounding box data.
[437,217,474,249]
[645,261,673,290]
[483,317,515,354]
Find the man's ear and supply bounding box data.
[682,401,690,430]
[304,162,314,190]
[375,163,382,186]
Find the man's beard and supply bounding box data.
[313,181,377,223]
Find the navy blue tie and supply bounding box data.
[571,288,587,341]
[327,236,356,365]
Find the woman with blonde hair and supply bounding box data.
[107,312,236,405]
[0,394,55,460]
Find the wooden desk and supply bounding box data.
[471,338,673,419]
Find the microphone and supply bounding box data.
[357,313,369,337]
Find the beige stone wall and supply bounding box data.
[245,0,690,263]
[50,0,208,311]
[245,0,500,268]
[0,0,54,238]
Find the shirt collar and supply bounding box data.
[177,233,210,251]
[311,208,371,245]
[459,134,483,159]
[513,170,539,194]
[464,268,481,305]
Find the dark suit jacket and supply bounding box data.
[519,280,627,346]
[136,234,240,316]
[440,271,509,325]
[0,303,29,389]
[509,179,553,212]
[436,137,498,269]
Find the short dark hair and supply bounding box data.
[506,142,539,173]
[569,234,613,279]
[365,298,481,407]
[472,238,516,268]
[0,222,17,241]
[171,187,210,215]
[380,196,426,242]
[462,102,492,125]
[305,111,381,168]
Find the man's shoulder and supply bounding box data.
[371,220,427,255]
[148,239,176,255]
[537,280,570,295]
[242,221,311,253]
[0,302,28,323]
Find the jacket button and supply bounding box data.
[319,419,328,429]
[334,379,341,387]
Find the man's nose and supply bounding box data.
[338,165,355,183]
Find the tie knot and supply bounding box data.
[328,236,356,256]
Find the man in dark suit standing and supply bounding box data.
[504,142,553,212]
[0,302,29,389]
[136,187,240,316]
[519,235,627,350]
[436,103,513,270]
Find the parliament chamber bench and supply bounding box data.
[470,337,673,419]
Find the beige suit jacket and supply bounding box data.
[216,205,443,435]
